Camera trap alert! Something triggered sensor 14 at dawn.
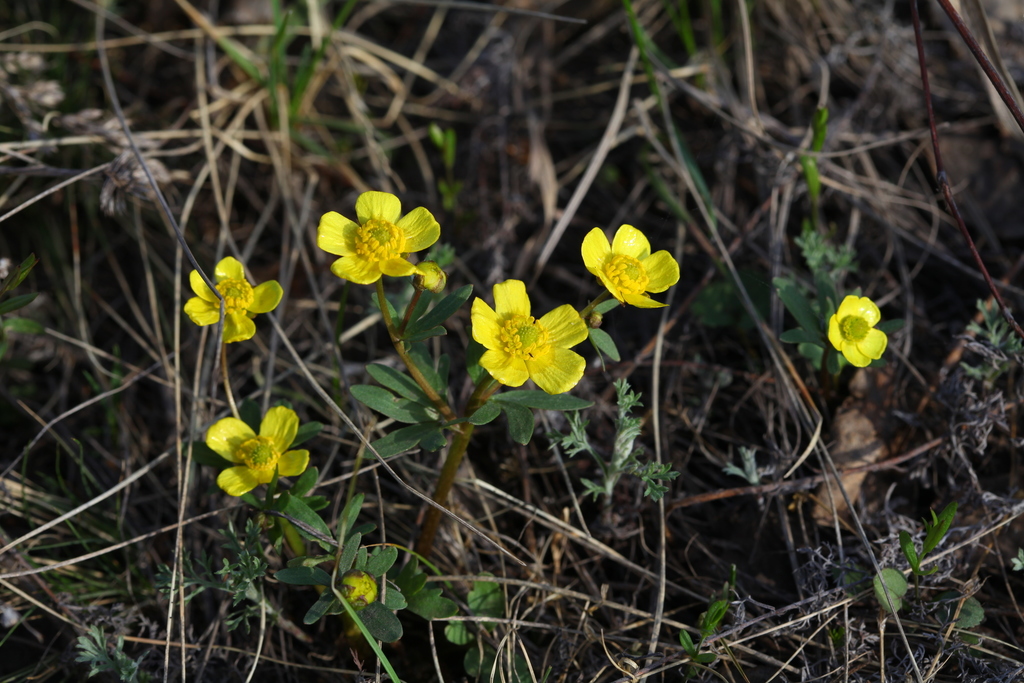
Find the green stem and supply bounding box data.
[398,288,423,336]
[221,342,240,419]
[579,291,612,322]
[375,279,456,422]
[819,347,833,403]
[415,375,498,558]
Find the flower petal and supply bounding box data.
[581,228,611,276]
[623,291,666,308]
[538,304,588,348]
[480,349,530,387]
[215,256,245,282]
[330,256,383,284]
[249,281,284,313]
[642,251,680,293]
[356,191,401,224]
[835,295,880,327]
[471,298,502,349]
[397,207,440,252]
[841,342,872,368]
[260,406,299,453]
[492,279,530,319]
[611,225,651,260]
[277,449,310,477]
[217,466,261,496]
[857,328,887,360]
[224,311,257,343]
[189,269,219,301]
[206,417,256,462]
[595,271,624,303]
[317,212,359,256]
[526,347,585,394]
[380,258,418,278]
[827,314,844,351]
[184,297,221,326]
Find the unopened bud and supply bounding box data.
[586,311,603,329]
[340,570,378,610]
[413,261,447,294]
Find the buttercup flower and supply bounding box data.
[471,279,588,394]
[206,406,310,496]
[317,191,440,284]
[828,295,888,368]
[581,225,680,308]
[184,256,283,343]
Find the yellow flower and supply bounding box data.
[206,406,310,496]
[471,279,588,394]
[581,225,680,308]
[317,191,440,285]
[827,295,888,368]
[184,256,283,343]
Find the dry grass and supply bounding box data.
[1,0,1024,681]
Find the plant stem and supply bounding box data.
[221,342,240,419]
[375,279,456,422]
[398,288,423,336]
[579,291,612,322]
[415,375,498,558]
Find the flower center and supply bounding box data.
[215,278,254,314]
[603,254,649,295]
[354,218,405,262]
[839,315,870,342]
[238,436,280,472]
[498,314,549,360]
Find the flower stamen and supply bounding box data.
[215,278,255,314]
[499,314,548,360]
[603,254,649,296]
[839,315,869,342]
[238,436,280,472]
[354,218,405,262]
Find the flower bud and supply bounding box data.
[340,570,378,610]
[413,261,447,294]
[586,311,603,329]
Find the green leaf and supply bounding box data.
[876,318,905,334]
[190,441,233,469]
[303,591,337,625]
[406,290,434,330]
[493,390,592,411]
[369,422,440,458]
[444,621,472,646]
[873,568,908,614]
[588,327,620,362]
[338,493,364,538]
[359,600,403,642]
[826,347,841,374]
[404,285,472,338]
[499,402,534,445]
[935,591,985,629]
[779,328,823,345]
[366,363,432,404]
[594,298,620,315]
[278,495,333,550]
[350,385,436,423]
[813,270,838,318]
[3,317,43,334]
[286,554,332,568]
[382,582,407,610]
[466,340,486,383]
[420,428,447,451]
[679,630,698,656]
[428,122,445,148]
[464,646,531,683]
[899,530,920,573]
[403,326,446,342]
[365,546,398,577]
[291,421,323,448]
[468,401,501,425]
[467,574,504,622]
[239,399,262,433]
[393,558,427,595]
[443,128,457,170]
[275,566,332,586]
[700,599,729,638]
[5,253,37,291]
[392,559,457,620]
[289,467,318,498]
[922,501,957,556]
[338,532,362,573]
[408,344,445,396]
[774,277,820,336]
[0,292,38,316]
[811,106,829,152]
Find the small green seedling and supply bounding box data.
[900,501,957,578]
[0,253,42,362]
[679,566,734,677]
[873,568,908,614]
[799,107,829,227]
[429,122,463,211]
